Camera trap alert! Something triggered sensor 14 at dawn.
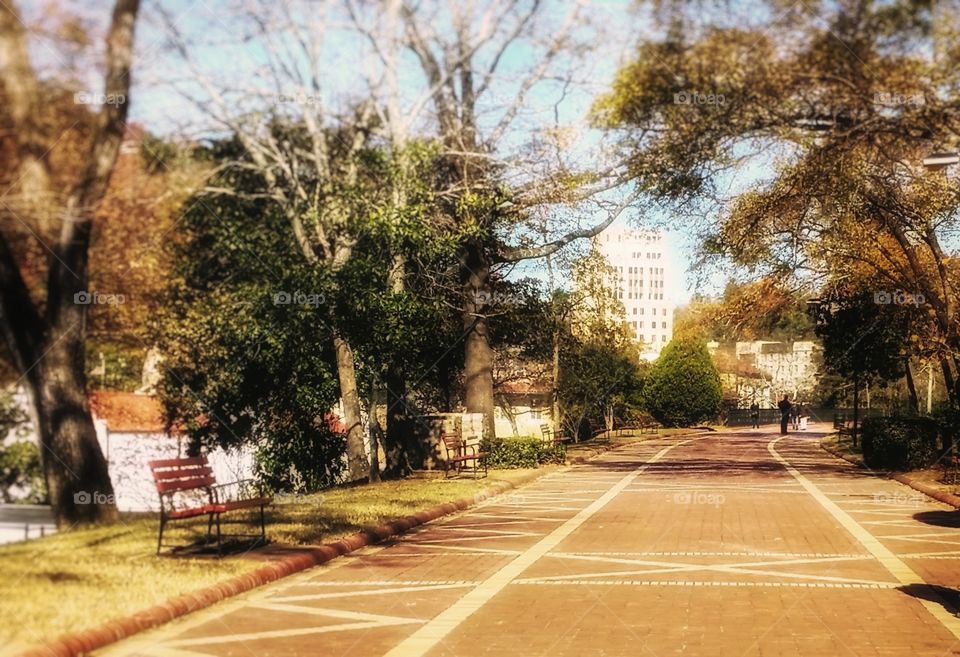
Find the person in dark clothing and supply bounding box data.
[778,395,792,435]
[750,402,760,429]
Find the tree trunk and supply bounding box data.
[851,375,860,448]
[495,396,519,436]
[366,380,381,483]
[0,0,138,526]
[904,358,919,415]
[383,253,416,477]
[551,328,561,431]
[461,241,496,439]
[35,332,118,526]
[333,333,368,481]
[940,357,956,409]
[384,365,415,476]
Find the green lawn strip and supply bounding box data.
[819,432,960,499]
[820,432,863,461]
[0,469,540,652]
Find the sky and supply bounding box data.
[30,0,733,305]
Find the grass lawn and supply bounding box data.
[0,469,541,655]
[819,431,960,498]
[819,432,863,461]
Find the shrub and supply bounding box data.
[861,416,940,471]
[0,440,45,503]
[484,436,566,469]
[643,338,722,427]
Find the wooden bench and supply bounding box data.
[941,454,960,485]
[148,456,272,555]
[440,432,488,478]
[541,424,574,445]
[639,421,661,435]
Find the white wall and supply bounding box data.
[94,421,256,512]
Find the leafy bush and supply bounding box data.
[483,436,566,469]
[0,441,45,503]
[643,338,722,427]
[861,417,940,471]
[254,426,347,492]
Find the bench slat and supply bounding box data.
[149,456,208,469]
[152,466,214,482]
[156,476,217,493]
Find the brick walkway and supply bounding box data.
[98,426,960,657]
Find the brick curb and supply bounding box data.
[16,469,549,657]
[819,441,960,510]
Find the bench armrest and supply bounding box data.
[210,478,263,503]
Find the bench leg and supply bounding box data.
[156,515,166,555]
[259,504,266,542]
[206,512,215,543]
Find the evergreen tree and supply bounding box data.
[644,338,722,427]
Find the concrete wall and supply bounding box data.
[93,420,256,512]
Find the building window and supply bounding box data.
[531,408,543,420]
[661,335,667,342]
[662,321,666,329]
[639,321,644,328]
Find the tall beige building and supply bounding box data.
[596,226,675,360]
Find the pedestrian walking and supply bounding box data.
[750,402,760,429]
[778,395,792,435]
[791,404,800,430]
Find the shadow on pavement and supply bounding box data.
[899,582,960,616]
[912,510,960,529]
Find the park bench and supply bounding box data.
[637,420,661,435]
[834,413,854,437]
[440,431,488,479]
[148,456,272,556]
[541,423,574,445]
[620,415,660,436]
[940,453,960,485]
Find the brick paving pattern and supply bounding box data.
[98,426,960,657]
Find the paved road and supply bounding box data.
[0,504,56,546]
[101,426,960,657]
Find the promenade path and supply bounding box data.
[99,425,960,657]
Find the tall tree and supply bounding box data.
[383,1,641,439]
[599,0,960,406]
[0,0,140,525]
[166,1,643,453]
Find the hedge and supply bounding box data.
[483,436,566,469]
[861,416,941,471]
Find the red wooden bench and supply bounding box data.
[440,432,488,478]
[148,456,272,555]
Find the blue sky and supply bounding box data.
[36,0,740,304]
